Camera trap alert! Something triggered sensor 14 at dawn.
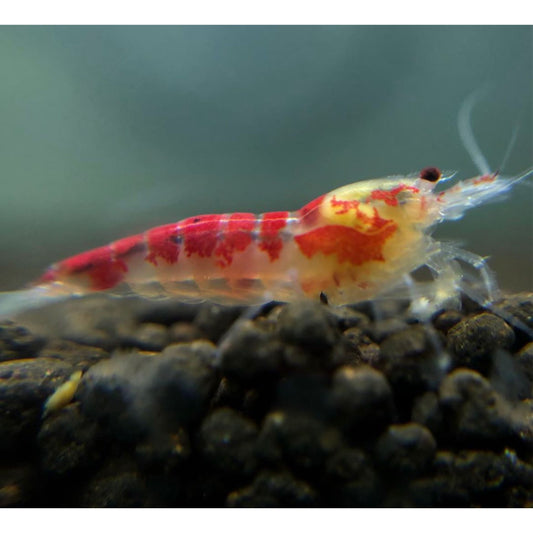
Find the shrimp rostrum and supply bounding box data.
[1,165,530,321]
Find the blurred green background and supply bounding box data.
[0,26,531,292]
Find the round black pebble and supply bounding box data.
[438,368,531,449]
[330,365,394,435]
[219,320,283,384]
[325,447,381,506]
[199,407,259,480]
[256,411,342,474]
[375,423,436,478]
[377,325,448,396]
[447,313,515,372]
[78,354,155,443]
[227,470,316,507]
[79,343,218,441]
[276,301,338,354]
[145,342,219,427]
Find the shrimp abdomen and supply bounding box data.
[37,211,306,304]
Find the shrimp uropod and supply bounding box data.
[6,164,527,322]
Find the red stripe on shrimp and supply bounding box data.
[183,214,222,258]
[145,224,180,266]
[258,211,288,261]
[213,213,255,267]
[114,234,145,257]
[60,245,128,290]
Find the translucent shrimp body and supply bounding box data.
[19,166,528,315]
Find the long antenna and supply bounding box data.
[499,123,519,174]
[458,89,492,176]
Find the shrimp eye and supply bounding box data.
[420,167,441,182]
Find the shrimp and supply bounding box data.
[0,164,530,320]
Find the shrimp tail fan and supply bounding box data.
[0,287,71,320]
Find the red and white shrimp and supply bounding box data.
[2,92,530,323]
[0,164,530,320]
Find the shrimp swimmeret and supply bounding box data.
[0,165,531,320]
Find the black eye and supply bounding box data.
[420,167,441,182]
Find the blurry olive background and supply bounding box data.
[0,26,531,292]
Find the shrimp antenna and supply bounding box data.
[458,89,492,176]
[498,122,520,175]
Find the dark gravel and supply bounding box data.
[0,291,532,507]
[375,422,437,478]
[0,357,76,456]
[330,365,394,436]
[199,407,259,480]
[517,342,533,383]
[218,319,284,384]
[0,322,45,362]
[447,313,515,372]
